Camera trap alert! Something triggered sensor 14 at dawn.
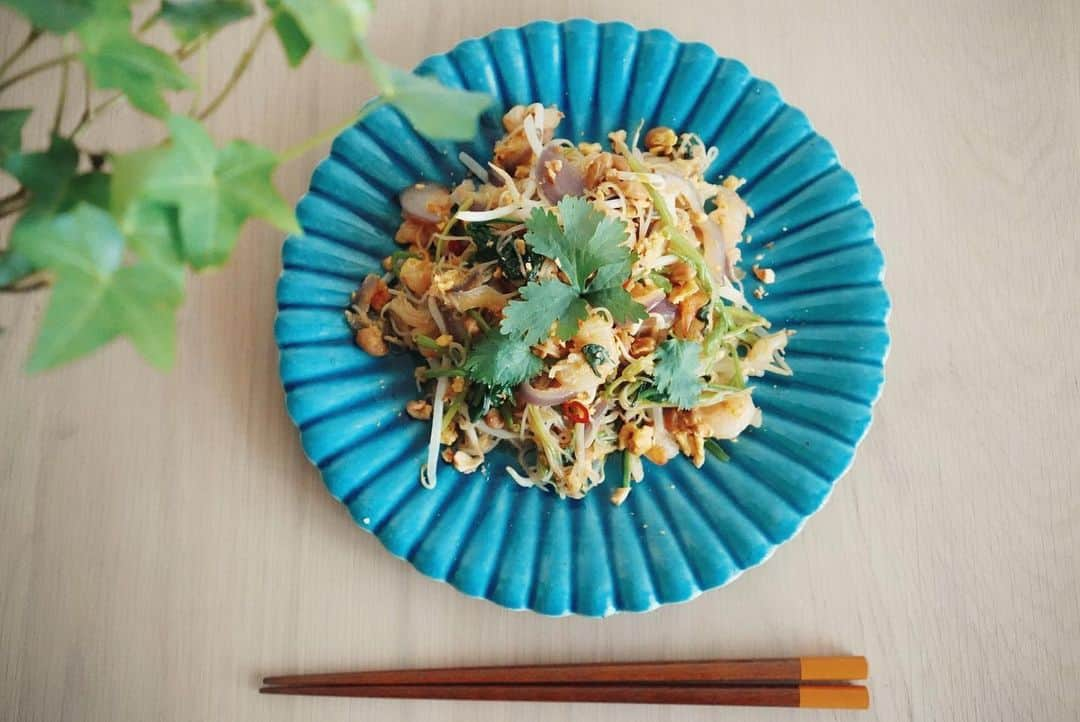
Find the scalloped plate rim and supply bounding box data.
[274,17,892,617]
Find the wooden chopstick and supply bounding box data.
[259,682,870,709]
[262,656,868,688]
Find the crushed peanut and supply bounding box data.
[355,326,387,356]
[645,126,678,155]
[619,423,655,455]
[399,258,432,295]
[406,399,433,420]
[452,450,483,473]
[610,486,632,506]
[630,336,657,358]
[752,264,776,284]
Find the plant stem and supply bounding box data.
[196,16,274,121]
[189,37,208,114]
[0,270,52,293]
[70,91,122,140]
[137,9,162,35]
[51,56,70,136]
[278,99,386,164]
[0,188,29,217]
[0,52,78,94]
[0,27,42,79]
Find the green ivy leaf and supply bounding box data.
[144,115,298,269]
[0,108,32,164]
[382,67,492,141]
[0,0,97,33]
[3,135,79,216]
[78,14,192,117]
[161,0,253,42]
[266,0,311,66]
[12,204,182,371]
[110,146,166,218]
[279,0,371,63]
[0,249,35,287]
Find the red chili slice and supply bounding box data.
[447,238,468,255]
[561,399,590,425]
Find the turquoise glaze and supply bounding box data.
[274,20,891,616]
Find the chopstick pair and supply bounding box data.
[261,656,870,710]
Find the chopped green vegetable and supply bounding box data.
[466,309,490,333]
[414,334,443,352]
[649,271,672,293]
[469,222,540,282]
[621,449,633,487]
[704,439,730,462]
[388,250,419,275]
[582,343,609,378]
[465,382,512,422]
[653,338,705,409]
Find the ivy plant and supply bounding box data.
[0,0,491,370]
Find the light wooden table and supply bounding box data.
[2,1,1078,720]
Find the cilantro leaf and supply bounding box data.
[161,0,253,42]
[12,204,183,371]
[501,280,588,344]
[144,115,298,269]
[653,338,705,409]
[584,286,648,324]
[0,108,31,164]
[78,13,192,118]
[524,196,632,292]
[280,0,372,63]
[501,196,646,340]
[463,329,543,389]
[587,257,633,293]
[266,0,311,66]
[382,67,493,142]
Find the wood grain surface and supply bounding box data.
[2,1,1078,721]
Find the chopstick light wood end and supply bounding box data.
[799,685,870,710]
[800,656,868,682]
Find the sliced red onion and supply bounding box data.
[652,299,677,324]
[533,143,585,203]
[400,183,450,224]
[639,288,666,312]
[517,380,580,407]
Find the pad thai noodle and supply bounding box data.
[346,103,792,505]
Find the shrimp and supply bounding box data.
[743,330,794,377]
[698,390,761,439]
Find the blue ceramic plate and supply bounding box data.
[275,20,890,616]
